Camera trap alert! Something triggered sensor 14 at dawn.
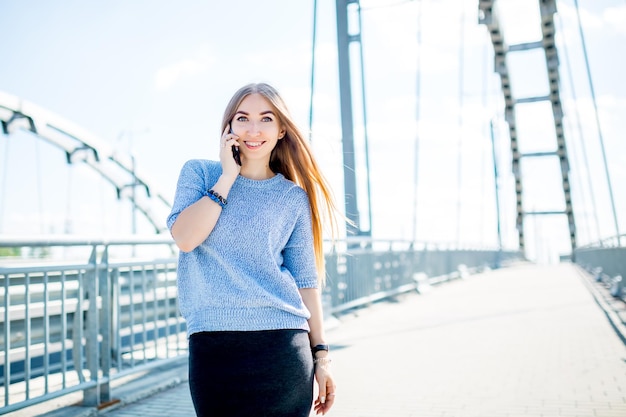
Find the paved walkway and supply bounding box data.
[40,263,626,416]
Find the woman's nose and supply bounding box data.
[247,122,262,136]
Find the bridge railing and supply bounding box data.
[0,236,183,414]
[0,236,522,413]
[574,235,626,301]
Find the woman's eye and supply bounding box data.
[262,117,273,122]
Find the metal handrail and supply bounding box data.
[574,238,626,301]
[1,236,522,413]
[576,234,626,249]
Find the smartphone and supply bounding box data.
[229,125,241,166]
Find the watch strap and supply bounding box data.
[311,344,330,355]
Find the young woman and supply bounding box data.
[167,83,339,416]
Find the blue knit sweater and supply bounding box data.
[167,159,318,337]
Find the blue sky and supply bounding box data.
[1,0,624,261]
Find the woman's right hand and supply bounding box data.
[220,125,241,178]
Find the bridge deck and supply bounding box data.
[16,263,626,417]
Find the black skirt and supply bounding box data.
[188,329,314,417]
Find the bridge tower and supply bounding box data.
[479,0,577,257]
[335,0,372,237]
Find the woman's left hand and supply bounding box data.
[313,359,336,415]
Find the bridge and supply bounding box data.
[1,246,625,416]
[1,0,625,416]
[30,262,626,417]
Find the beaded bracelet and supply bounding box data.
[206,189,227,208]
[313,357,332,368]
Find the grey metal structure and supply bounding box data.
[479,0,577,255]
[0,91,172,235]
[0,236,521,413]
[335,0,372,237]
[0,237,183,413]
[575,234,626,300]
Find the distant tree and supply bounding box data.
[0,247,21,257]
[32,247,51,258]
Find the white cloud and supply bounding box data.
[154,53,214,91]
[604,5,626,35]
[557,2,605,32]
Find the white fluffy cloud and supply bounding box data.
[154,53,214,91]
[604,6,626,35]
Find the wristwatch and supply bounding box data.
[311,344,330,356]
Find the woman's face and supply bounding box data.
[230,93,285,165]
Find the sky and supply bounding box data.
[0,0,624,262]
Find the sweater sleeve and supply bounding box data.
[281,190,319,289]
[166,159,219,231]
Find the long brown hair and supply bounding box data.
[221,83,339,286]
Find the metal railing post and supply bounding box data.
[83,245,100,406]
[98,246,112,403]
[3,270,10,406]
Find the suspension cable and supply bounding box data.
[35,137,44,233]
[411,0,423,243]
[556,12,600,243]
[356,1,373,235]
[307,0,318,142]
[573,0,621,241]
[455,1,466,244]
[65,166,73,233]
[489,120,502,256]
[0,136,9,232]
[480,36,488,244]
